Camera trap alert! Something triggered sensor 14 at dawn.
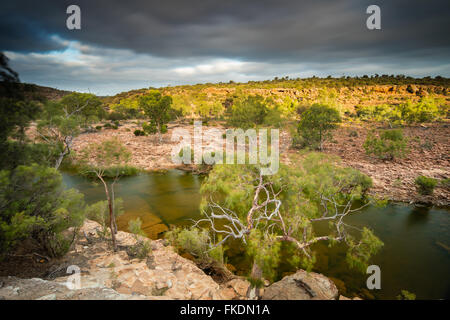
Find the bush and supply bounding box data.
[401,97,445,123]
[108,111,126,121]
[415,176,437,195]
[227,95,268,128]
[363,129,408,160]
[133,129,146,136]
[297,104,341,150]
[142,122,167,135]
[86,198,124,238]
[127,218,152,260]
[0,165,86,257]
[95,125,102,131]
[165,226,224,264]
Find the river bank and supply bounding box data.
[0,220,345,300]
[66,120,449,206]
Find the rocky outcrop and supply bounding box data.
[261,270,339,300]
[0,220,346,300]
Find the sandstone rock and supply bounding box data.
[262,270,338,300]
[225,279,250,297]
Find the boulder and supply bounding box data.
[261,270,338,300]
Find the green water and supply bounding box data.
[62,170,450,300]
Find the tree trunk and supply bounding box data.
[247,260,263,299]
[111,178,118,234]
[54,136,73,170]
[158,124,162,144]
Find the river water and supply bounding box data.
[62,170,450,300]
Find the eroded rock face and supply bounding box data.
[0,220,344,300]
[262,270,338,300]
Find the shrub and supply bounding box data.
[127,218,152,260]
[440,178,450,189]
[86,198,124,238]
[95,125,102,131]
[133,129,146,136]
[297,104,341,150]
[400,97,442,123]
[227,95,268,128]
[0,165,86,257]
[415,176,437,195]
[363,129,408,160]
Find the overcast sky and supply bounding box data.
[1,0,449,95]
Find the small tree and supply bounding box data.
[194,153,382,295]
[363,129,408,160]
[81,138,131,251]
[0,164,85,257]
[227,95,268,129]
[139,90,173,144]
[128,217,152,259]
[37,93,104,169]
[297,104,341,150]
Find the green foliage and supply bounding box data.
[165,226,224,265]
[37,95,104,169]
[142,121,167,135]
[297,104,341,150]
[0,77,40,169]
[0,164,85,257]
[363,129,408,160]
[247,229,281,282]
[440,178,450,189]
[139,90,174,141]
[227,95,269,128]
[400,97,444,123]
[397,290,416,300]
[60,92,105,124]
[355,104,402,125]
[414,175,438,195]
[355,97,446,124]
[199,153,381,279]
[346,227,384,272]
[127,218,152,259]
[86,198,124,238]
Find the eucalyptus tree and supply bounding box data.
[37,93,103,169]
[80,138,131,251]
[139,90,174,144]
[196,153,383,294]
[297,104,341,150]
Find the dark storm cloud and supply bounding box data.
[1,0,449,94]
[2,0,450,61]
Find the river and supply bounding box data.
[62,170,450,300]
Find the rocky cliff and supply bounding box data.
[0,220,350,300]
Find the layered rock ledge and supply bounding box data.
[0,220,349,300]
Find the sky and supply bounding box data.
[1,0,449,95]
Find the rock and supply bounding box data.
[262,270,338,300]
[36,294,57,300]
[339,295,351,300]
[226,279,250,297]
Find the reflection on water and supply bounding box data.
[62,170,203,239]
[63,171,449,300]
